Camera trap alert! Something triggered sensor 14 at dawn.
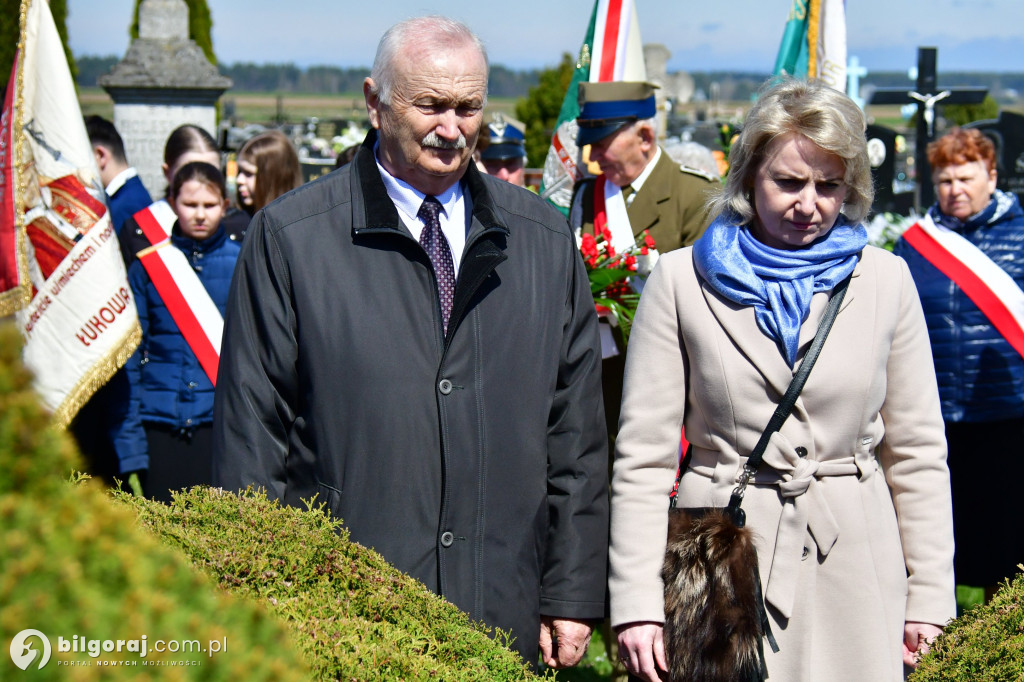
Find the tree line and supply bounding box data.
[76,56,541,98]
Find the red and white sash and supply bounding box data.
[135,210,224,385]
[902,213,1024,358]
[132,200,175,246]
[593,175,635,251]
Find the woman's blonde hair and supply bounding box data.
[710,78,874,224]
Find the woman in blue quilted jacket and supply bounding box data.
[126,162,241,502]
[894,127,1024,596]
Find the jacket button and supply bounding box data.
[801,547,810,560]
[795,446,808,457]
[440,531,454,547]
[187,381,198,389]
[438,379,453,395]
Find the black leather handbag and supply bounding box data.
[661,275,850,682]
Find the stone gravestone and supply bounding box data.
[98,0,231,197]
[966,111,1024,205]
[866,123,914,215]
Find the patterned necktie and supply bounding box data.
[417,196,456,334]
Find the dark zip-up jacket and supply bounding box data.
[212,132,609,663]
[894,190,1024,422]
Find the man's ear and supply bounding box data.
[364,78,381,130]
[637,122,656,151]
[93,144,109,170]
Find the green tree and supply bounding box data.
[132,0,216,65]
[515,52,575,168]
[1,0,76,92]
[943,94,1000,127]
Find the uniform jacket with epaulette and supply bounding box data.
[569,148,717,252]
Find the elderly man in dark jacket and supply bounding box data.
[212,16,608,668]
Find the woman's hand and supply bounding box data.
[903,621,943,667]
[616,621,668,682]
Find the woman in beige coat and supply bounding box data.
[610,79,956,681]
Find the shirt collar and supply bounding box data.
[105,167,138,196]
[628,145,662,195]
[373,143,462,224]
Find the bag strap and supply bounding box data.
[669,274,851,511]
[725,273,851,513]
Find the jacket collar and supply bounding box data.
[351,129,509,242]
[171,222,229,253]
[626,149,673,234]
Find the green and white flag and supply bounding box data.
[773,0,846,91]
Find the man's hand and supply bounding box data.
[538,617,593,668]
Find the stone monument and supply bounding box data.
[99,0,231,197]
[643,43,671,139]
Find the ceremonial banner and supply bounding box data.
[7,0,140,427]
[773,0,847,91]
[539,0,647,214]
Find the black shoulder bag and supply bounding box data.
[661,274,850,682]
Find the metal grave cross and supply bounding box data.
[869,47,987,209]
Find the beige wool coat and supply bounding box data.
[609,245,956,681]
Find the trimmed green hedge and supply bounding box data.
[0,323,308,680]
[114,487,543,680]
[0,320,541,680]
[910,569,1024,681]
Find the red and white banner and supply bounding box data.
[6,0,140,426]
[540,0,647,213]
[589,0,647,83]
[902,214,1024,358]
[138,242,223,385]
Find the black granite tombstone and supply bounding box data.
[966,111,1024,205]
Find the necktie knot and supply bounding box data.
[418,195,443,223]
[417,195,455,335]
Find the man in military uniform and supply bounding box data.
[477,114,528,187]
[569,81,717,439]
[569,81,716,254]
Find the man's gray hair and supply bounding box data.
[369,16,489,106]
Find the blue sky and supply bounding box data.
[72,0,1023,73]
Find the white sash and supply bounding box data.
[602,180,636,252]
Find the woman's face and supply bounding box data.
[173,179,227,241]
[934,160,996,221]
[236,158,258,208]
[751,133,847,250]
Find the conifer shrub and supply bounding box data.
[909,569,1024,681]
[114,486,544,681]
[0,323,308,680]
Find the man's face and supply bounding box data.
[365,42,487,196]
[586,122,653,188]
[481,156,526,186]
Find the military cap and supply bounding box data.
[576,81,659,146]
[479,115,527,161]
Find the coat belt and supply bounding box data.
[753,431,875,620]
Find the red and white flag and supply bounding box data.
[3,0,140,427]
[540,0,647,214]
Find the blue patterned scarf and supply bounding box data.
[694,211,868,366]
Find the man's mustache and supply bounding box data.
[421,131,467,150]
